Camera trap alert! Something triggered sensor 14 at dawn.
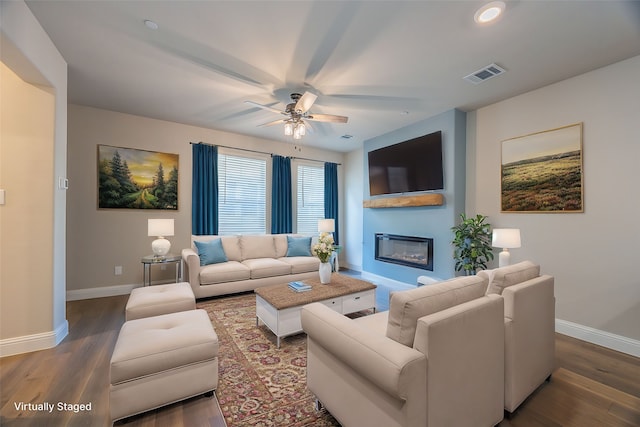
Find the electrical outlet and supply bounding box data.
[114,266,123,275]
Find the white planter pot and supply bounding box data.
[319,262,332,284]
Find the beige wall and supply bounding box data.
[468,55,640,347]
[67,105,344,294]
[0,0,68,355]
[0,63,54,337]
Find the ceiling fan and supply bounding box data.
[245,91,348,139]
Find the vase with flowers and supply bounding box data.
[312,232,335,284]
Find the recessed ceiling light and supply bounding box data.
[144,19,159,30]
[474,1,505,24]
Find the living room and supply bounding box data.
[2,1,640,426]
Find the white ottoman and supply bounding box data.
[125,282,195,321]
[110,309,219,422]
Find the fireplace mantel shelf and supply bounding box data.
[363,193,444,208]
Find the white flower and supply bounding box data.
[312,232,335,263]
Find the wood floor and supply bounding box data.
[1,295,639,427]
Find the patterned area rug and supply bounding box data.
[197,293,340,427]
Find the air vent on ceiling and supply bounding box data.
[463,63,506,84]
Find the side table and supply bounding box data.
[141,254,182,286]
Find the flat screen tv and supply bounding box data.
[368,131,444,196]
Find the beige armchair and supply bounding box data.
[301,275,505,427]
[479,261,555,413]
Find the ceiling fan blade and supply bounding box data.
[244,100,285,115]
[258,119,287,127]
[295,91,318,113]
[306,113,349,123]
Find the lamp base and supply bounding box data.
[498,249,511,268]
[152,237,171,256]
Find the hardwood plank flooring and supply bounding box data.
[1,295,639,426]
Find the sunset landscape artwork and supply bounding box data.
[501,123,583,213]
[98,145,178,210]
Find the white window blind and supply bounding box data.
[218,153,266,235]
[297,164,324,234]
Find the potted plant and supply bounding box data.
[451,213,494,275]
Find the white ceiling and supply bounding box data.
[25,0,640,152]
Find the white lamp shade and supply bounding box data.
[148,219,174,237]
[318,218,335,233]
[492,228,521,249]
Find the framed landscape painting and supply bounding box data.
[501,123,583,213]
[98,145,179,210]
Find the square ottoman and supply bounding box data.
[125,282,195,321]
[110,309,219,422]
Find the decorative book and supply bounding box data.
[288,281,312,292]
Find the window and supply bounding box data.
[218,152,267,235]
[296,163,324,234]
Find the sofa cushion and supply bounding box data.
[278,256,320,274]
[194,239,228,266]
[386,275,488,347]
[191,235,241,261]
[240,235,277,260]
[199,261,250,285]
[479,261,540,295]
[286,236,312,257]
[242,258,291,279]
[274,234,289,258]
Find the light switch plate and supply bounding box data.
[58,177,69,190]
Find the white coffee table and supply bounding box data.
[255,274,376,348]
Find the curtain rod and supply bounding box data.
[189,141,341,165]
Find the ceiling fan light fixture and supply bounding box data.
[284,122,293,136]
[474,1,505,24]
[297,122,306,136]
[293,127,302,140]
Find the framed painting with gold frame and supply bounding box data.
[501,123,583,213]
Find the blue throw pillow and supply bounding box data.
[194,239,228,266]
[286,236,312,257]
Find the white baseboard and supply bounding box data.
[0,320,68,358]
[66,283,139,301]
[556,319,640,358]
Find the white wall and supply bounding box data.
[344,148,364,271]
[67,105,344,298]
[0,0,68,356]
[469,55,640,354]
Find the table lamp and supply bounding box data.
[492,228,521,267]
[148,219,174,257]
[317,218,335,233]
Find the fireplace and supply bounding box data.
[375,234,433,271]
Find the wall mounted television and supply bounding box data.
[368,130,444,196]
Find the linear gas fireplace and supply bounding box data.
[375,233,433,271]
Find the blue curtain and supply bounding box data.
[191,143,218,235]
[324,162,339,244]
[271,155,292,234]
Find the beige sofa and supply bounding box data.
[182,234,320,299]
[479,261,555,413]
[301,275,505,427]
